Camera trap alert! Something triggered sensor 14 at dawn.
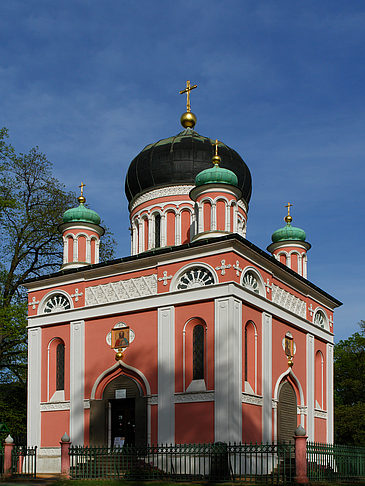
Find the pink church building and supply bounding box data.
[25,98,341,472]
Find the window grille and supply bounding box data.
[56,343,65,391]
[193,325,204,380]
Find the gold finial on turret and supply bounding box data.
[179,80,198,128]
[212,139,221,166]
[78,182,86,204]
[284,202,293,224]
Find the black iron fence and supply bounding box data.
[69,442,295,483]
[11,445,37,478]
[307,441,365,482]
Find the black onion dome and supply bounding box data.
[125,127,252,205]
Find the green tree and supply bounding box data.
[334,321,365,445]
[0,128,116,438]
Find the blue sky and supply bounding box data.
[0,1,364,341]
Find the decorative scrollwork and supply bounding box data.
[242,271,260,294]
[43,294,71,313]
[177,267,215,290]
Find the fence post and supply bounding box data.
[294,425,309,485]
[3,434,14,478]
[60,433,71,478]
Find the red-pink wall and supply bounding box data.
[84,310,158,398]
[41,411,69,447]
[314,417,327,442]
[175,402,214,443]
[166,211,175,247]
[203,202,211,232]
[271,318,307,405]
[41,325,70,403]
[175,302,215,393]
[242,403,262,442]
[181,210,191,244]
[216,200,226,231]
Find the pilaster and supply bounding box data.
[262,312,272,442]
[28,327,42,447]
[306,333,315,440]
[326,343,334,443]
[158,306,175,443]
[214,297,242,442]
[70,320,85,445]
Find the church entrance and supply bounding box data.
[277,381,297,443]
[109,398,135,446]
[90,374,147,447]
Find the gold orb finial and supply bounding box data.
[180,111,197,128]
[179,80,198,128]
[287,356,294,367]
[212,139,221,165]
[284,202,293,224]
[115,349,124,361]
[78,182,86,204]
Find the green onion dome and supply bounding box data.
[63,198,101,226]
[195,164,239,187]
[271,222,306,243]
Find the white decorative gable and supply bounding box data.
[85,274,157,306]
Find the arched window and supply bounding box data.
[241,268,264,296]
[56,342,65,391]
[154,213,161,248]
[244,321,257,394]
[313,309,328,329]
[193,325,204,380]
[278,252,287,266]
[47,337,66,401]
[315,351,324,409]
[183,318,207,392]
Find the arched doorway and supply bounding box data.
[90,374,147,447]
[277,381,297,443]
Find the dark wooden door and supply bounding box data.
[277,381,297,443]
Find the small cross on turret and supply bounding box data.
[284,202,293,224]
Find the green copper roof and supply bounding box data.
[195,164,239,187]
[63,203,101,225]
[271,222,306,243]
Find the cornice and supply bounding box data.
[24,234,341,308]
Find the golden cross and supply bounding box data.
[79,182,86,197]
[179,80,197,112]
[214,139,220,156]
[285,202,293,217]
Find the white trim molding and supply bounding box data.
[314,409,327,419]
[174,392,214,403]
[130,185,195,212]
[85,274,157,306]
[242,393,263,406]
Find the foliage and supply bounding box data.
[334,321,365,445]
[0,128,116,437]
[0,382,26,444]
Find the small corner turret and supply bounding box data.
[58,183,104,269]
[190,139,245,240]
[267,203,311,278]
